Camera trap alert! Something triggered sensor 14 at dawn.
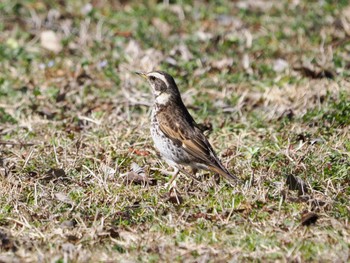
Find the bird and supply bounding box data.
[136,70,240,187]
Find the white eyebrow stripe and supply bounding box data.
[147,72,169,86]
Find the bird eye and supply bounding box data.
[149,76,156,81]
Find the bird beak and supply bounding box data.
[135,71,148,79]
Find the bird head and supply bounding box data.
[136,71,181,105]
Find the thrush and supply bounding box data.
[136,71,240,186]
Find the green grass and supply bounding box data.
[0,0,350,262]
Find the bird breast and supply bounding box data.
[150,109,191,165]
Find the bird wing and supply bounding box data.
[157,110,216,165]
[157,109,240,183]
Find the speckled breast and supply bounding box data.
[150,109,191,165]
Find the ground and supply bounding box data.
[0,0,349,262]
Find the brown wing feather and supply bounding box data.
[157,110,213,164]
[157,109,239,182]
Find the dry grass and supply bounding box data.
[1,0,350,262]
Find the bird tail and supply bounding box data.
[208,164,241,184]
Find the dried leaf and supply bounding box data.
[40,30,62,53]
[125,40,142,60]
[152,18,171,36]
[170,44,193,61]
[44,168,66,181]
[140,49,163,71]
[273,59,289,72]
[188,212,217,222]
[122,162,156,185]
[128,147,150,156]
[60,219,77,229]
[80,3,93,15]
[165,57,178,66]
[123,171,153,185]
[242,54,250,71]
[301,212,319,226]
[211,58,233,70]
[65,235,80,243]
[216,14,237,26]
[55,192,73,205]
[114,31,133,38]
[100,164,116,179]
[37,106,57,119]
[195,31,213,41]
[118,230,139,244]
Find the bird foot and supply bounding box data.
[151,167,180,190]
[164,180,177,191]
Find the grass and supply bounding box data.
[1,0,350,262]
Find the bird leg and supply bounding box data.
[179,167,201,183]
[152,165,201,189]
[151,166,180,189]
[164,167,180,190]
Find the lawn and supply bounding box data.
[0,0,349,262]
